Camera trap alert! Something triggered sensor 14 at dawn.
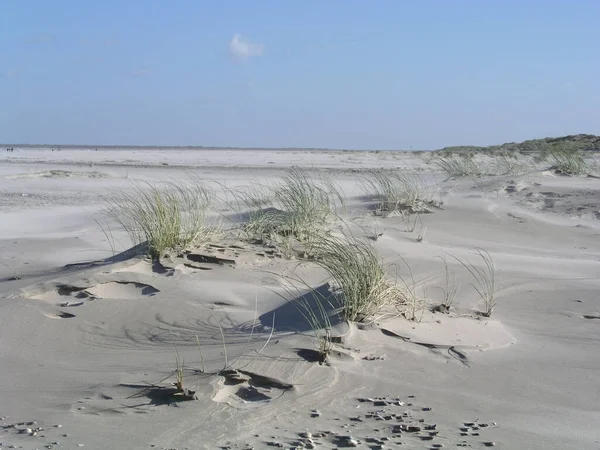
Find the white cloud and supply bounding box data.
[229,34,264,61]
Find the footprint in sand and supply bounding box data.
[31,281,159,304]
[84,281,159,299]
[43,310,77,319]
[29,280,160,321]
[212,369,294,408]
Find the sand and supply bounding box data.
[1,148,599,450]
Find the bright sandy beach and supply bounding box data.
[1,146,599,450]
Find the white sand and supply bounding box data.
[1,148,599,450]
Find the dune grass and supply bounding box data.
[550,148,588,175]
[361,169,438,214]
[451,249,496,317]
[489,152,534,175]
[531,142,590,175]
[432,153,483,177]
[0,261,21,280]
[435,255,461,311]
[233,167,344,257]
[105,177,219,260]
[309,232,407,322]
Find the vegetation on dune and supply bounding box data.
[361,169,440,214]
[431,153,484,177]
[437,134,600,155]
[105,177,219,260]
[309,232,409,322]
[232,167,344,257]
[431,134,599,177]
[536,143,589,175]
[451,249,496,317]
[99,162,502,371]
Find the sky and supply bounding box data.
[1,0,599,150]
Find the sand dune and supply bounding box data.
[1,149,599,449]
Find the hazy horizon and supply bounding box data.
[2,1,599,150]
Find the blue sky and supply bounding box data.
[1,0,599,149]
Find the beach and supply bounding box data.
[1,147,599,450]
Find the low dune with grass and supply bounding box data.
[1,142,599,449]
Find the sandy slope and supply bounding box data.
[1,149,599,450]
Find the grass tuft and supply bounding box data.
[435,255,461,312]
[451,249,496,317]
[310,232,407,322]
[361,169,439,214]
[234,167,344,257]
[550,148,588,175]
[0,261,21,280]
[105,177,219,260]
[432,153,483,177]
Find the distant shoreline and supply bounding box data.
[3,134,599,153]
[0,145,420,152]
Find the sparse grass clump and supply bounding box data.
[532,142,589,175]
[550,148,587,175]
[234,167,344,256]
[274,167,343,239]
[105,177,218,260]
[435,255,461,312]
[451,249,496,317]
[311,233,407,322]
[361,170,438,214]
[489,152,534,175]
[588,154,600,176]
[432,153,483,177]
[0,261,21,280]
